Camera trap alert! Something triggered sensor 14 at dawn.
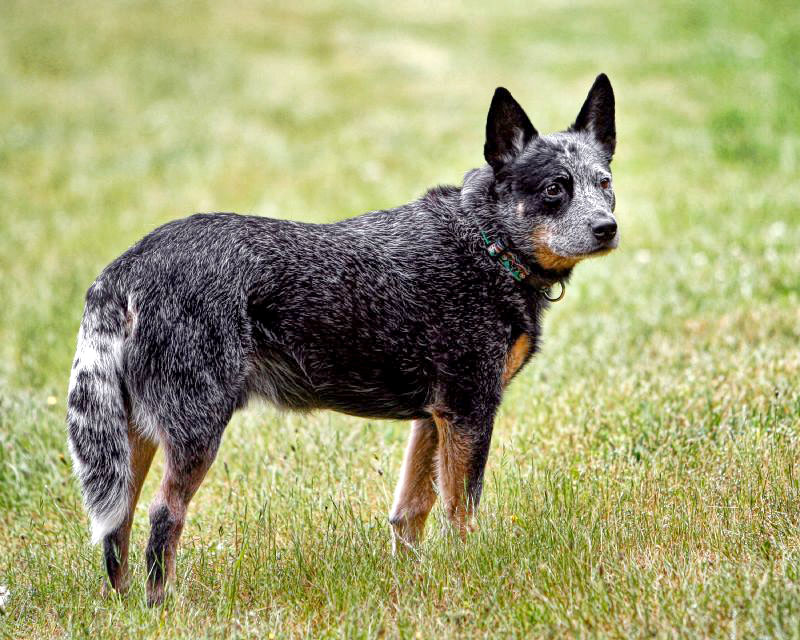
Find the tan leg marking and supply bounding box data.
[146,449,215,606]
[106,427,157,594]
[389,418,439,551]
[503,334,532,386]
[433,411,478,540]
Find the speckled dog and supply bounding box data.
[67,74,618,605]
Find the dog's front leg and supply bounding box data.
[431,408,494,540]
[389,417,439,552]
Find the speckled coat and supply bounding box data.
[67,74,618,605]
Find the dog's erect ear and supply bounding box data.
[484,88,538,172]
[571,73,616,159]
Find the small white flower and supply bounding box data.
[0,585,9,611]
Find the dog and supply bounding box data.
[67,74,618,605]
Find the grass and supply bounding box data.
[1,0,799,637]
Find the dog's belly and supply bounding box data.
[244,341,430,421]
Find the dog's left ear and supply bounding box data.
[484,88,538,172]
[571,73,616,160]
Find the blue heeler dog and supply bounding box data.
[67,74,618,605]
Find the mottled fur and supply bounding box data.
[67,74,618,605]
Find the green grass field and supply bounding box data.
[1,0,799,637]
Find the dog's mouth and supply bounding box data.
[532,228,618,270]
[583,247,616,258]
[597,232,620,252]
[577,238,619,260]
[587,241,618,257]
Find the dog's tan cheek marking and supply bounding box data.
[531,228,581,270]
[503,334,532,386]
[534,247,581,270]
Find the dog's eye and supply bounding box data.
[544,183,561,197]
[599,177,611,190]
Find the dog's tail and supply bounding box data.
[67,278,131,545]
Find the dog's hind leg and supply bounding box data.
[432,409,493,540]
[389,418,438,552]
[103,427,157,594]
[145,431,223,607]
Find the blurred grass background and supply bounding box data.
[0,0,799,637]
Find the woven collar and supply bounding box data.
[479,230,566,301]
[479,231,530,282]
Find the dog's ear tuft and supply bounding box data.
[571,73,616,159]
[484,87,538,172]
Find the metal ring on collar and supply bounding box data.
[542,279,566,302]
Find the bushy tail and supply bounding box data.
[67,280,131,544]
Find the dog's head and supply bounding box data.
[484,74,618,272]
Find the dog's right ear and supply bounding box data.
[484,88,537,172]
[571,74,616,160]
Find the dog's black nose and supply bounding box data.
[591,217,617,241]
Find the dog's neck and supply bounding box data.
[459,165,572,293]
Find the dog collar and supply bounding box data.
[480,231,529,282]
[479,231,566,302]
